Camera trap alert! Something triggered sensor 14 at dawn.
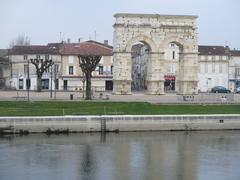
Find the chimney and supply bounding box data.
[67,38,71,43]
[104,40,108,45]
[225,45,230,55]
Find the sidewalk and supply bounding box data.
[0,90,240,104]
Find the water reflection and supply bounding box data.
[1,131,240,180]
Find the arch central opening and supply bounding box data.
[131,42,151,92]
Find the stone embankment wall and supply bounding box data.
[0,115,240,134]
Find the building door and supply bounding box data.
[164,75,176,92]
[105,80,113,91]
[207,78,212,91]
[19,79,23,90]
[63,80,68,90]
[42,79,49,90]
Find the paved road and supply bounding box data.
[0,90,240,104]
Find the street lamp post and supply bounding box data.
[82,72,86,99]
[54,64,57,100]
[50,63,53,98]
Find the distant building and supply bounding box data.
[9,45,61,90]
[132,44,240,93]
[59,40,113,91]
[229,50,240,91]
[4,39,240,93]
[198,46,230,92]
[8,40,113,91]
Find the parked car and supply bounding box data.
[211,86,231,93]
[236,87,240,93]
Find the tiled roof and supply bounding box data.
[60,41,113,56]
[9,45,59,55]
[198,45,229,55]
[9,41,113,56]
[230,50,240,56]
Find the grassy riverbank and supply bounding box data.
[0,101,239,116]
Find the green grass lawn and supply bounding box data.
[0,101,239,116]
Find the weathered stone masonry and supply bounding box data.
[113,13,199,95]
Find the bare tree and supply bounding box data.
[78,55,102,100]
[31,57,54,92]
[10,35,31,47]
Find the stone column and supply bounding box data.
[146,52,165,95]
[178,52,199,95]
[113,52,132,95]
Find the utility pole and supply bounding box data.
[27,60,30,101]
[94,30,97,40]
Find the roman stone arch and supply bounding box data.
[113,13,199,95]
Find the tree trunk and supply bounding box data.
[85,71,91,100]
[37,76,42,92]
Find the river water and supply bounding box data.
[0,131,240,180]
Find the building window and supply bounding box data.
[205,63,208,73]
[111,66,113,74]
[172,51,175,60]
[55,64,59,73]
[63,80,68,90]
[46,67,50,73]
[69,66,74,75]
[24,64,28,75]
[219,64,222,73]
[69,56,74,64]
[236,68,240,76]
[99,66,103,75]
[208,64,212,73]
[222,64,227,73]
[200,63,204,73]
[212,63,215,73]
[24,55,28,60]
[215,63,219,73]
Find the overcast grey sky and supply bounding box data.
[0,0,239,49]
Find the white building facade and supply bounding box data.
[198,46,230,92]
[9,46,61,91]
